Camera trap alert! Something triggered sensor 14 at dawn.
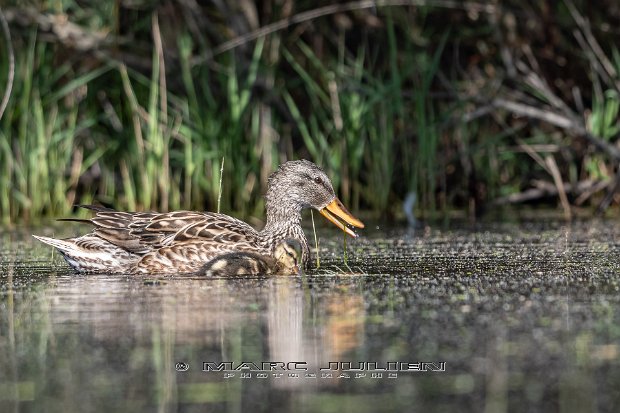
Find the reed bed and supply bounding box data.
[1,1,619,224]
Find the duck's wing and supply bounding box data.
[78,206,259,254]
[145,211,260,249]
[165,212,258,245]
[133,214,263,274]
[88,211,161,253]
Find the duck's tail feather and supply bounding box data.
[33,234,137,273]
[56,218,93,224]
[32,235,78,254]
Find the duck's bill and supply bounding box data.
[319,198,365,238]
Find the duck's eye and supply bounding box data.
[313,177,323,185]
[286,251,298,264]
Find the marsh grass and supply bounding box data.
[310,210,320,268]
[0,21,271,222]
[0,34,112,223]
[217,157,224,214]
[2,1,617,223]
[0,24,457,224]
[5,13,442,223]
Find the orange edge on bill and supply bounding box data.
[319,198,365,238]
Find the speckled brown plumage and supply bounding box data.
[34,160,364,274]
[197,239,302,277]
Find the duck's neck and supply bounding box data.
[262,199,303,234]
[260,198,310,266]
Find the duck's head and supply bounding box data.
[266,160,365,237]
[273,239,303,275]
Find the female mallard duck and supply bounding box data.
[198,239,302,277]
[34,160,364,274]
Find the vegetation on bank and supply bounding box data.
[0,1,619,224]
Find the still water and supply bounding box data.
[1,220,619,412]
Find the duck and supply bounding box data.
[197,239,302,277]
[33,159,364,274]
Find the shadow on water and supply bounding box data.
[1,220,620,412]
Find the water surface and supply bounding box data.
[1,220,619,412]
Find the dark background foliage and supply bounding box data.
[1,0,619,223]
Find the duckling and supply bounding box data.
[198,239,303,277]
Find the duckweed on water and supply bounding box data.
[0,220,619,412]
